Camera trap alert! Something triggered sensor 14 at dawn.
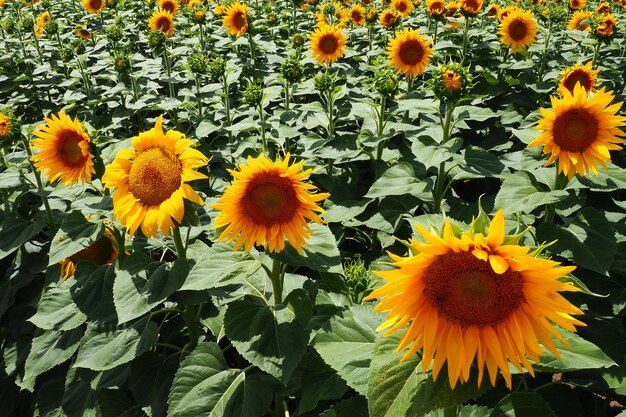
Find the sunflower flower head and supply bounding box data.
[558,61,599,94]
[386,27,433,79]
[159,0,180,15]
[309,24,347,65]
[567,10,593,30]
[379,8,400,27]
[0,109,18,145]
[223,2,250,37]
[83,0,105,13]
[499,8,538,52]
[212,153,330,254]
[30,112,95,185]
[148,10,175,37]
[60,223,119,280]
[365,209,585,389]
[101,115,208,238]
[391,0,413,16]
[426,0,446,16]
[460,0,483,15]
[530,84,626,179]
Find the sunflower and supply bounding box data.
[148,10,175,37]
[486,2,500,16]
[379,8,399,26]
[101,115,208,238]
[558,62,599,94]
[441,66,462,91]
[567,10,592,30]
[461,0,483,15]
[159,0,180,15]
[349,4,366,26]
[444,0,460,16]
[223,2,249,37]
[391,0,413,16]
[364,210,585,389]
[595,2,610,13]
[0,114,11,139]
[568,0,586,9]
[213,4,225,15]
[595,13,617,37]
[60,226,119,280]
[499,9,538,52]
[386,28,433,79]
[309,24,347,65]
[35,12,50,37]
[212,153,330,254]
[529,84,626,179]
[497,5,517,20]
[426,0,445,16]
[75,24,93,39]
[83,0,104,13]
[30,113,95,185]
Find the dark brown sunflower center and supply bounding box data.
[463,0,479,12]
[157,16,172,31]
[128,147,182,206]
[90,0,103,10]
[508,19,528,41]
[352,10,363,20]
[399,40,424,66]
[383,13,397,24]
[234,12,246,30]
[423,252,524,327]
[58,130,87,167]
[553,109,599,152]
[430,3,444,14]
[319,34,339,55]
[243,173,299,226]
[563,70,592,92]
[69,235,115,265]
[162,1,175,12]
[396,1,408,12]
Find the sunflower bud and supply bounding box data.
[44,20,58,35]
[106,24,123,42]
[281,56,304,83]
[432,62,470,102]
[114,54,130,72]
[71,39,87,54]
[2,19,15,34]
[208,56,226,81]
[21,16,34,31]
[60,47,74,62]
[0,109,18,146]
[188,52,209,75]
[344,259,374,303]
[373,67,399,97]
[147,29,166,49]
[314,72,334,93]
[194,9,206,23]
[243,83,264,106]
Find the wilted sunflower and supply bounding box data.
[212,153,330,253]
[499,9,538,52]
[426,0,445,15]
[379,8,399,26]
[349,4,366,26]
[60,226,119,280]
[148,10,175,37]
[309,24,347,65]
[530,84,626,179]
[558,62,599,94]
[391,0,413,16]
[567,10,592,30]
[223,2,249,37]
[101,115,208,238]
[30,112,95,185]
[365,210,585,389]
[386,28,433,78]
[159,0,180,14]
[83,0,104,13]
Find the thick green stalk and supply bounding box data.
[432,103,454,213]
[21,137,56,233]
[269,258,283,305]
[375,95,386,161]
[543,168,569,224]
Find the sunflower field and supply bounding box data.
[1,0,626,415]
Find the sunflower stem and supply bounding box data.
[269,258,283,305]
[375,95,386,161]
[172,225,187,259]
[543,169,569,224]
[537,21,553,82]
[591,40,601,66]
[20,136,56,233]
[222,73,233,143]
[195,74,203,118]
[432,102,454,213]
[460,16,470,63]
